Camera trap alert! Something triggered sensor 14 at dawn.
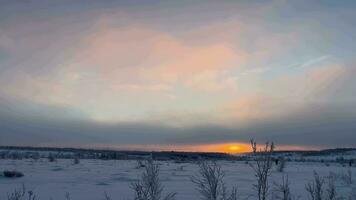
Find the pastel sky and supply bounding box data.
[1,0,356,152]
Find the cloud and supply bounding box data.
[217,95,298,125]
[0,22,246,114]
[1,1,356,150]
[268,63,349,102]
[0,31,15,52]
[190,62,356,130]
[1,96,356,149]
[299,55,330,68]
[0,10,312,108]
[72,23,243,90]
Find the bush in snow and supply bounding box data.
[276,158,286,173]
[191,161,238,200]
[272,174,297,200]
[249,139,275,200]
[349,188,356,200]
[73,157,80,165]
[325,174,337,200]
[135,160,145,169]
[305,171,340,200]
[103,192,112,200]
[131,159,176,200]
[305,171,324,200]
[340,168,353,185]
[31,152,40,161]
[65,192,71,200]
[48,153,56,162]
[7,184,36,200]
[3,170,24,178]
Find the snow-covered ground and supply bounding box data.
[0,159,355,200]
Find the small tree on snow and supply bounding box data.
[131,159,176,200]
[305,171,339,200]
[273,174,297,200]
[191,161,238,200]
[305,171,324,200]
[249,139,275,200]
[7,184,37,200]
[48,153,56,162]
[277,158,286,173]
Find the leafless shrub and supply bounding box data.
[192,162,224,200]
[32,153,40,161]
[249,139,275,200]
[328,172,338,180]
[277,158,286,173]
[177,166,184,171]
[341,168,353,185]
[305,171,346,200]
[73,157,80,165]
[65,192,71,200]
[250,139,257,154]
[3,170,24,178]
[273,174,296,200]
[136,160,145,169]
[222,185,238,200]
[103,192,112,200]
[191,161,237,200]
[7,184,36,200]
[348,188,356,200]
[131,159,176,200]
[305,171,324,200]
[325,174,337,200]
[48,153,56,162]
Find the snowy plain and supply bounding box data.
[0,158,355,200]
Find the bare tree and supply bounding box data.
[273,174,294,200]
[103,192,112,200]
[249,139,275,200]
[341,168,353,185]
[136,160,145,169]
[325,174,337,200]
[305,171,324,200]
[73,156,80,165]
[65,192,71,200]
[277,158,286,173]
[7,184,36,200]
[48,153,56,162]
[131,159,176,200]
[191,161,237,200]
[348,188,356,200]
[305,171,341,200]
[250,139,257,154]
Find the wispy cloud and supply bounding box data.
[299,55,330,68]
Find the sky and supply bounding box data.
[0,0,356,153]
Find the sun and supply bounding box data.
[199,143,249,153]
[228,145,241,152]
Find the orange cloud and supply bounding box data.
[70,24,243,92]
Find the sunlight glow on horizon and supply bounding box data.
[73,143,314,154]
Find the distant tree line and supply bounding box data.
[0,146,235,161]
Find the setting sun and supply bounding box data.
[223,144,249,153]
[214,143,251,153]
[228,145,240,152]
